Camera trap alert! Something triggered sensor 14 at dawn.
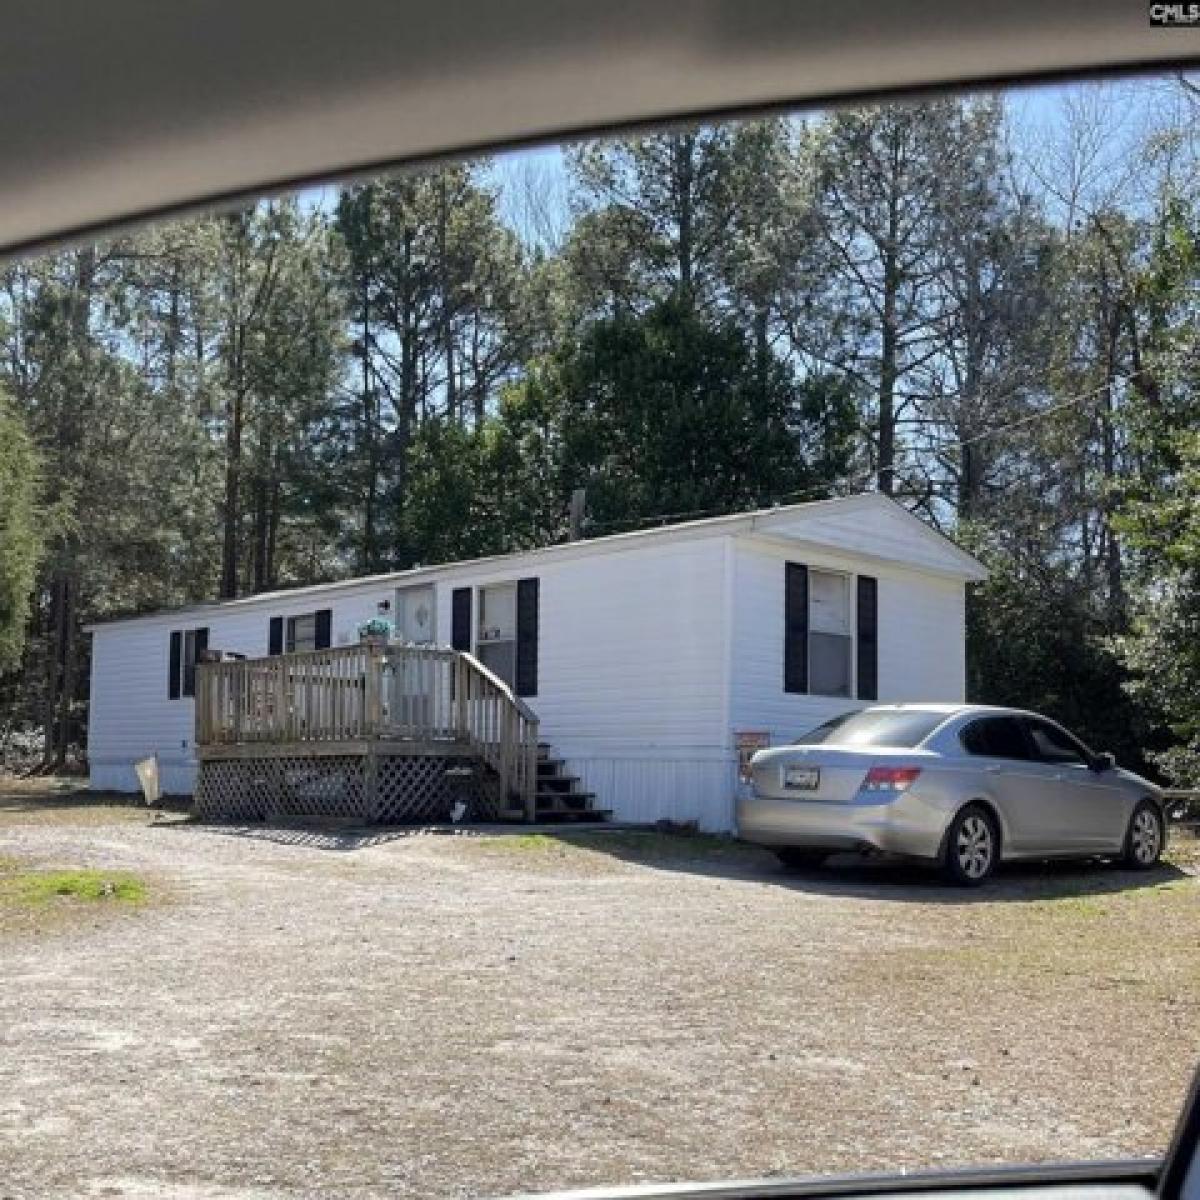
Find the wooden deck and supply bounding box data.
[194,643,540,822]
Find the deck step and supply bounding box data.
[536,776,581,792]
[516,740,608,824]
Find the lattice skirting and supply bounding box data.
[195,753,502,824]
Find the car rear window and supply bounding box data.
[795,709,948,748]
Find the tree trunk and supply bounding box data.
[675,135,696,307]
[42,247,95,769]
[266,466,282,591]
[438,176,457,422]
[1099,303,1125,628]
[957,245,985,520]
[251,425,272,594]
[359,265,378,574]
[55,574,76,768]
[220,374,243,599]
[41,574,63,770]
[876,148,900,498]
[878,252,898,497]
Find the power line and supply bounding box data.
[583,370,1145,535]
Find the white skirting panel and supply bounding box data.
[89,752,740,829]
[89,759,197,797]
[563,751,738,832]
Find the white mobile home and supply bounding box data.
[85,494,987,831]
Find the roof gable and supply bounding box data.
[745,494,987,581]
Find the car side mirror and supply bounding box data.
[1091,751,1116,773]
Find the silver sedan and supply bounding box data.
[737,704,1166,885]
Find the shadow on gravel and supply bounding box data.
[536,828,1192,905]
[171,821,453,852]
[0,777,191,815]
[760,853,1190,904]
[151,816,1194,902]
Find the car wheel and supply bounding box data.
[775,848,828,870]
[943,804,999,886]
[1122,801,1165,870]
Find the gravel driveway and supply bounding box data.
[1,800,1197,1200]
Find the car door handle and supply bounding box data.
[984,766,1001,774]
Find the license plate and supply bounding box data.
[783,765,820,791]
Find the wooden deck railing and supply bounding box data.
[455,652,540,822]
[195,644,540,818]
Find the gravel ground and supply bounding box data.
[0,792,1198,1200]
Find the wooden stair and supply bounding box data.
[500,743,611,823]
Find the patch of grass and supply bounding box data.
[868,868,1200,1003]
[1024,894,1106,917]
[11,869,147,905]
[562,830,770,864]
[472,828,774,870]
[500,833,562,852]
[0,857,152,935]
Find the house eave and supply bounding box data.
[82,492,987,633]
[739,530,989,583]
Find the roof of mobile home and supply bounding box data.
[83,493,988,632]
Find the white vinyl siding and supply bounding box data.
[729,538,967,749]
[435,537,729,750]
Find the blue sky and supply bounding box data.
[301,72,1188,236]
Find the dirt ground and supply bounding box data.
[1,779,1198,1200]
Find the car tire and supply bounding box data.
[775,848,828,870]
[943,804,999,886]
[1122,801,1165,870]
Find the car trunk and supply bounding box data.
[750,746,935,803]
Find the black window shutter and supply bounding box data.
[451,588,472,652]
[168,631,182,699]
[515,577,539,697]
[268,616,283,656]
[314,609,332,650]
[784,563,809,694]
[285,616,297,654]
[856,575,878,701]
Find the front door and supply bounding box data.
[394,585,436,645]
[389,585,437,731]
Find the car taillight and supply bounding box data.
[860,766,922,793]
